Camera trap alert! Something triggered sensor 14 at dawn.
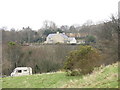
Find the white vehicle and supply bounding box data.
[11,67,32,76]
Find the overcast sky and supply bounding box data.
[0,0,119,30]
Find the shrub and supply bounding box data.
[64,45,101,75]
[85,35,96,44]
[8,41,16,46]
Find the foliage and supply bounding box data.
[43,28,63,36]
[3,44,77,75]
[43,29,56,36]
[64,45,101,75]
[56,28,63,33]
[3,42,22,74]
[85,35,96,44]
[8,41,16,46]
[94,15,118,65]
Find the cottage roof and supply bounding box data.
[47,33,68,39]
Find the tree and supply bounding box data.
[56,28,63,33]
[60,25,69,32]
[6,42,22,72]
[42,20,57,31]
[85,35,96,44]
[69,25,77,33]
[64,45,101,76]
[95,15,118,64]
[43,29,56,36]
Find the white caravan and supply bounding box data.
[11,67,32,76]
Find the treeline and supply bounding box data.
[2,15,119,75]
[3,44,78,75]
[1,20,95,44]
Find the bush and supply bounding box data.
[64,45,101,75]
[85,35,96,44]
[8,41,16,46]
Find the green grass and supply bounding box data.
[2,62,118,88]
[2,72,82,88]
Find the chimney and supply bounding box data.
[57,32,59,34]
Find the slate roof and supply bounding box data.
[47,33,68,39]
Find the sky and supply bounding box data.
[0,0,119,30]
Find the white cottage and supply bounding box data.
[45,32,77,44]
[45,32,68,44]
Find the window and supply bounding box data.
[17,70,22,73]
[24,70,27,72]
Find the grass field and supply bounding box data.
[2,62,118,88]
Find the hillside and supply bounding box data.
[2,62,118,88]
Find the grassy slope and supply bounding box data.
[2,62,118,88]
